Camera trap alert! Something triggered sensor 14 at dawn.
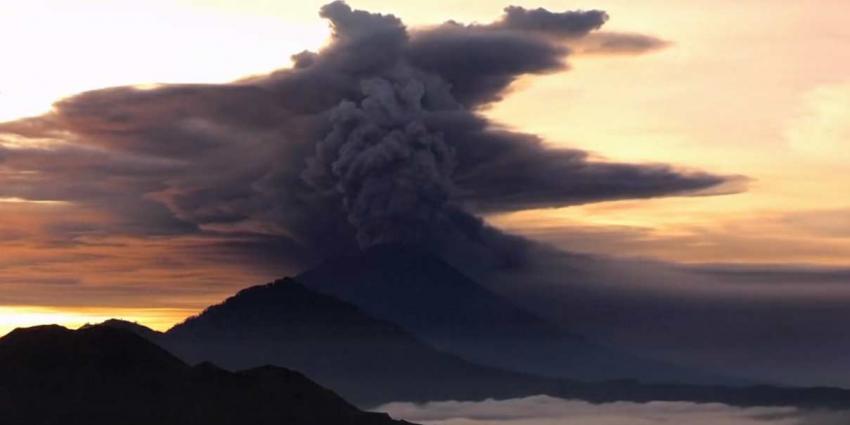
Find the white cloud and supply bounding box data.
[378,395,850,425]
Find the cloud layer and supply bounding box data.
[378,396,850,425]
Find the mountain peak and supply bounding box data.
[168,277,410,340]
[298,246,570,341]
[89,319,162,339]
[160,276,555,406]
[2,324,71,340]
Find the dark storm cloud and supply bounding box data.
[405,6,660,105]
[442,122,728,212]
[403,6,642,105]
[0,1,725,266]
[407,24,569,105]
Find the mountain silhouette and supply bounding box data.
[101,276,850,410]
[0,324,413,425]
[297,244,723,384]
[103,310,850,411]
[4,270,848,416]
[156,279,559,406]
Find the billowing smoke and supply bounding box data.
[0,1,728,272]
[0,0,732,285]
[303,78,456,247]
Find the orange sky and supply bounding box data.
[0,0,848,335]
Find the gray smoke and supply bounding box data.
[0,1,728,269]
[303,77,456,246]
[494,6,608,37]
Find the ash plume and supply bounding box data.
[303,78,456,247]
[0,1,731,268]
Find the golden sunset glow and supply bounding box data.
[0,0,848,334]
[484,0,850,265]
[0,305,193,337]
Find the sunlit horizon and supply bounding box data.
[0,305,194,337]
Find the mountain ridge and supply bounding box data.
[0,324,413,425]
[94,273,850,410]
[99,314,850,410]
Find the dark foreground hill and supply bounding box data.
[297,245,726,384]
[0,324,412,425]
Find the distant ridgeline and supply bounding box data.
[77,246,850,410]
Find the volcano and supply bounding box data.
[126,245,737,407]
[95,264,850,410]
[297,244,722,384]
[156,278,558,406]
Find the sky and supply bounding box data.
[0,0,848,348]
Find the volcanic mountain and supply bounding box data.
[156,279,557,406]
[97,277,850,410]
[297,244,720,384]
[109,246,737,406]
[0,324,412,425]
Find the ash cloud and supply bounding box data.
[0,1,726,264]
[302,77,457,247]
[493,6,608,37]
